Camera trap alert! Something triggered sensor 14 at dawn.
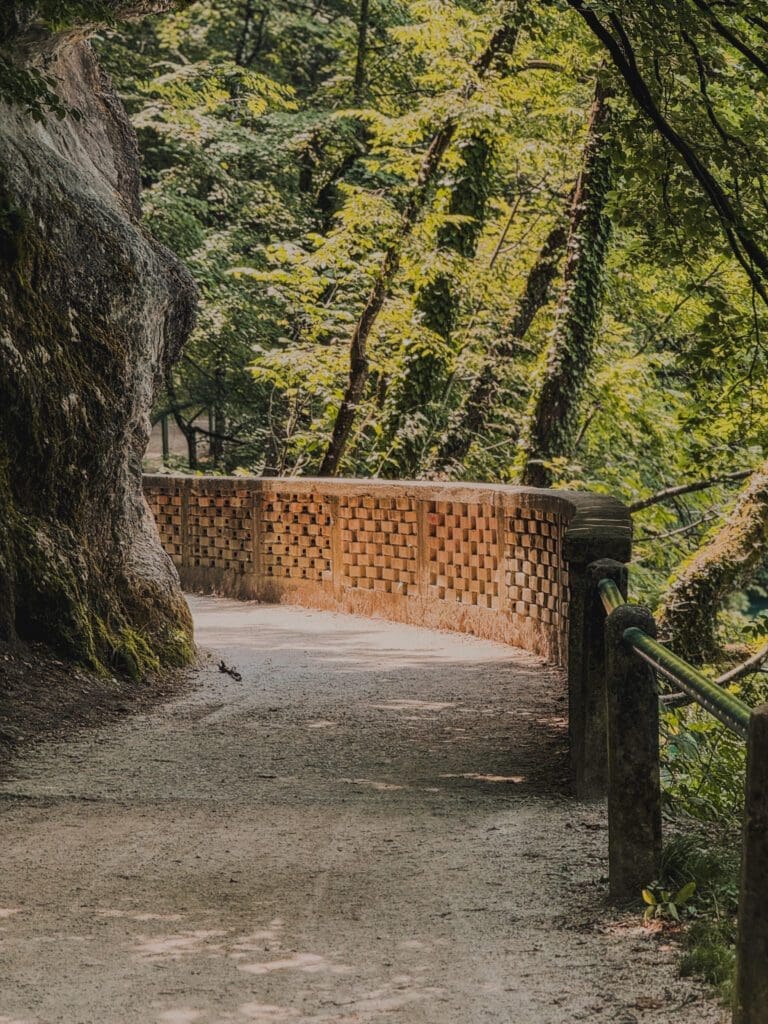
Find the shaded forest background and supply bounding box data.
[96,0,768,662]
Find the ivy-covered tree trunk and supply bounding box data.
[519,78,612,487]
[659,461,768,663]
[432,212,568,473]
[382,135,492,478]
[0,2,196,676]
[318,6,522,477]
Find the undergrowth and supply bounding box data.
[659,831,741,1003]
[655,670,763,1006]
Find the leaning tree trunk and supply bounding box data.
[382,134,493,478]
[0,2,196,677]
[519,77,612,487]
[432,211,569,473]
[659,460,768,664]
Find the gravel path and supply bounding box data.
[0,596,726,1024]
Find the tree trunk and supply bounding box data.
[318,5,522,477]
[0,3,196,677]
[382,134,493,478]
[353,0,369,103]
[659,461,768,663]
[432,213,568,473]
[519,78,613,487]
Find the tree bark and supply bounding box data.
[432,213,568,472]
[318,4,522,477]
[0,2,196,676]
[659,460,768,664]
[519,78,612,487]
[353,0,369,103]
[382,134,493,478]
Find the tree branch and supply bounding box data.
[566,0,768,303]
[629,470,752,513]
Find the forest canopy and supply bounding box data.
[4,0,768,658]
[58,0,767,650]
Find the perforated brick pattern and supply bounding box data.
[261,492,332,581]
[145,481,184,566]
[188,485,253,571]
[339,495,418,594]
[141,475,617,666]
[427,501,500,609]
[505,507,567,628]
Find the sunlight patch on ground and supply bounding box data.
[239,952,352,976]
[0,909,22,919]
[237,1004,299,1021]
[439,772,526,784]
[367,699,457,712]
[342,778,408,791]
[134,930,228,961]
[157,1009,202,1024]
[97,909,183,922]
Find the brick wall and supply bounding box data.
[143,476,631,666]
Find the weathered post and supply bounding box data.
[604,603,662,901]
[735,703,768,1024]
[567,558,627,798]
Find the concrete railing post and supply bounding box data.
[604,602,662,901]
[735,703,768,1024]
[568,558,627,798]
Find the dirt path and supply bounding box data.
[0,596,726,1024]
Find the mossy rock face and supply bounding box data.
[0,10,196,676]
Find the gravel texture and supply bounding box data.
[0,595,727,1024]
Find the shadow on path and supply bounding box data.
[0,596,726,1024]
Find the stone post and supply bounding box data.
[605,602,662,901]
[567,557,627,798]
[735,703,768,1024]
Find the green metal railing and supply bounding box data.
[597,577,752,739]
[590,564,768,1023]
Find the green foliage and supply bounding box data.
[641,880,697,922]
[659,832,741,1002]
[660,705,746,826]
[0,1,116,116]
[99,1,768,607]
[0,59,68,120]
[680,919,736,1002]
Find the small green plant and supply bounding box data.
[655,833,739,1002]
[642,880,697,922]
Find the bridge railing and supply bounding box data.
[592,561,767,1024]
[143,474,631,795]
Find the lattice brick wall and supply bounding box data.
[339,495,418,594]
[260,491,333,582]
[427,501,500,609]
[187,485,253,572]
[144,480,184,566]
[505,506,566,628]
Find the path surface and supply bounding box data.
[0,597,725,1024]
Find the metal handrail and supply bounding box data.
[598,577,752,740]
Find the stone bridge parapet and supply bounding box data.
[144,474,630,667]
